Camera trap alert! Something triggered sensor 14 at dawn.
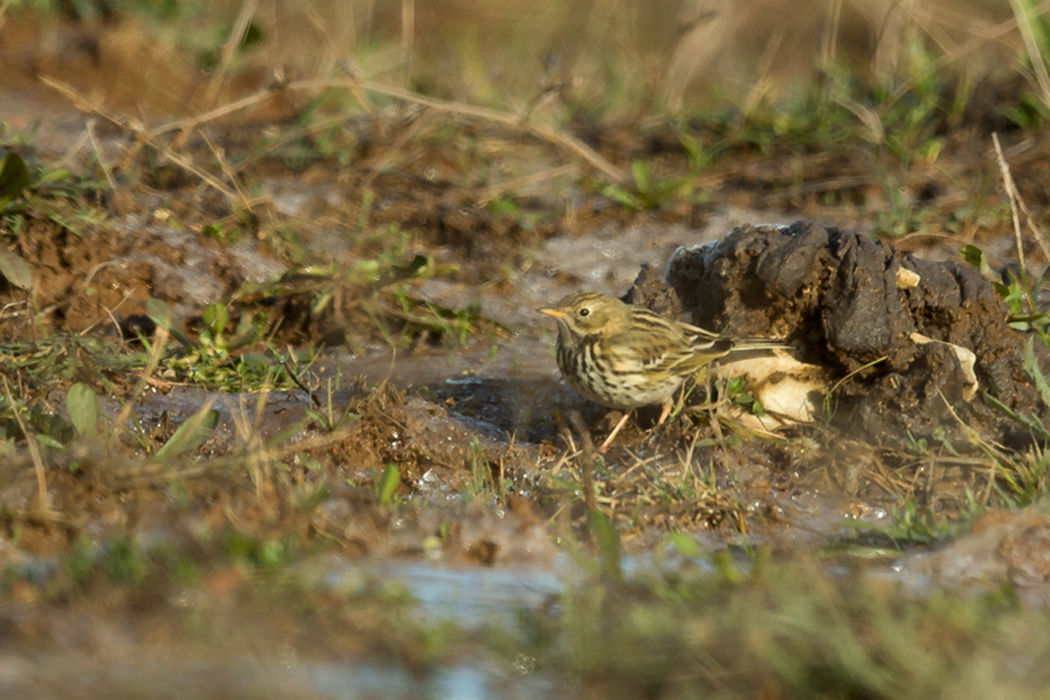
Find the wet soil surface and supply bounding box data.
[3,47,1050,695]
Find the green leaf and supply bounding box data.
[202,302,228,337]
[145,297,191,345]
[377,254,434,287]
[960,244,997,282]
[0,249,33,290]
[310,290,333,316]
[36,434,64,450]
[376,463,401,506]
[66,382,100,438]
[146,297,175,331]
[239,353,270,370]
[602,183,643,210]
[1024,336,1050,409]
[631,159,651,193]
[151,407,219,462]
[0,152,30,204]
[984,391,1050,442]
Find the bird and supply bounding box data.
[539,290,788,452]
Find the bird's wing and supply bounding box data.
[679,321,789,352]
[602,330,729,378]
[600,331,687,375]
[678,320,724,341]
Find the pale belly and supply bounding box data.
[557,341,685,410]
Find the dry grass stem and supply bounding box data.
[201,131,254,212]
[2,375,50,516]
[993,132,1039,315]
[475,164,578,206]
[887,1,1050,107]
[1008,0,1050,110]
[109,327,171,444]
[203,0,260,108]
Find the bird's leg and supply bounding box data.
[598,410,634,453]
[656,402,673,426]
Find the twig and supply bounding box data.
[147,87,284,140]
[109,327,170,445]
[158,144,238,200]
[86,119,117,193]
[993,142,1050,264]
[475,164,578,207]
[887,1,1050,108]
[354,78,624,182]
[279,356,323,408]
[337,59,377,117]
[2,376,50,516]
[144,76,624,182]
[360,109,437,193]
[39,74,131,129]
[203,0,260,108]
[200,130,254,212]
[936,387,998,505]
[1008,0,1050,111]
[41,70,626,198]
[39,75,239,201]
[992,132,1039,316]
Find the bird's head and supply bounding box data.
[538,291,628,341]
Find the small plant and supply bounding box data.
[0,152,30,214]
[143,298,296,392]
[0,150,110,240]
[149,402,220,463]
[725,376,766,417]
[376,463,402,507]
[0,152,34,291]
[855,498,970,547]
[601,159,701,211]
[305,376,360,432]
[961,245,1049,342]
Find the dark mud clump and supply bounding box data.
[631,221,1048,446]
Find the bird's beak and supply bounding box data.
[538,308,567,320]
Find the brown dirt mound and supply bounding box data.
[628,221,1047,447]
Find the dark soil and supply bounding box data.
[628,221,1048,447]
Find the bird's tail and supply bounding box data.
[727,337,792,353]
[682,322,790,354]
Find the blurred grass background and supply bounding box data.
[1,0,1044,125]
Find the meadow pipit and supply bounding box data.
[539,290,788,452]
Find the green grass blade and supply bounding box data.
[151,405,219,463]
[377,463,401,506]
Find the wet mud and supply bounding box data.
[3,32,1050,694]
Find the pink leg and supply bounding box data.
[656,402,673,426]
[597,410,634,453]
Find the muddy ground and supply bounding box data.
[3,8,1050,697]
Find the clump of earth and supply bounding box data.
[627,221,1047,448]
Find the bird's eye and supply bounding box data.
[579,308,590,317]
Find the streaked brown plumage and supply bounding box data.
[539,290,787,451]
